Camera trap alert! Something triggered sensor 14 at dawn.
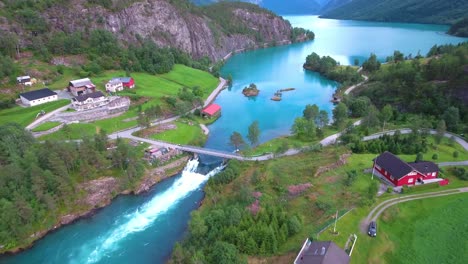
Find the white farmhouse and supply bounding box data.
[71,91,109,111]
[105,79,124,92]
[19,88,58,107]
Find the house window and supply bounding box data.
[408,178,414,183]
[432,172,436,176]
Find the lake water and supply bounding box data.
[205,15,467,151]
[1,16,466,264]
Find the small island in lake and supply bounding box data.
[242,83,260,97]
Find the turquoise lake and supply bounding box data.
[205,15,467,151]
[1,16,466,264]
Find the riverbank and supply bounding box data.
[0,155,191,255]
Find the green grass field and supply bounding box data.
[150,121,206,146]
[39,64,219,139]
[0,100,69,127]
[378,193,468,264]
[31,121,62,132]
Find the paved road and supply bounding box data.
[344,69,368,95]
[319,120,362,146]
[438,161,468,166]
[204,77,227,107]
[362,188,468,232]
[362,128,468,151]
[26,104,71,130]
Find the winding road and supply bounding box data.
[362,128,468,151]
[361,187,468,233]
[344,68,369,95]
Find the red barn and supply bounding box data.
[202,103,221,118]
[373,151,439,186]
[119,77,135,89]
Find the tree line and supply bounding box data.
[0,27,211,82]
[304,52,363,85]
[170,160,304,263]
[0,123,145,249]
[358,43,467,134]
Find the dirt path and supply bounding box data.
[360,187,468,234]
[344,68,369,95]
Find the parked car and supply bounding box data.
[368,221,377,237]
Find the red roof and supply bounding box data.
[202,104,221,116]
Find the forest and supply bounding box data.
[356,42,467,134]
[303,52,362,85]
[171,160,305,263]
[0,123,145,249]
[321,0,468,25]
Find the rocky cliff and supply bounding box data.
[1,0,298,61]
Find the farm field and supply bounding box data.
[0,100,69,127]
[38,65,218,139]
[376,193,468,264]
[149,121,206,146]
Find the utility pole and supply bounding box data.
[333,210,338,233]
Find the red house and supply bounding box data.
[119,77,135,89]
[373,151,439,186]
[109,77,135,89]
[202,103,221,118]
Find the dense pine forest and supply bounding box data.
[321,0,468,25]
[0,124,145,249]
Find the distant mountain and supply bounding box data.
[320,0,468,25]
[191,0,322,14]
[320,0,353,13]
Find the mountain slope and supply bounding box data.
[0,0,308,61]
[192,0,322,14]
[320,0,352,13]
[320,0,468,24]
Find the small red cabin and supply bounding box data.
[373,151,439,186]
[202,103,221,118]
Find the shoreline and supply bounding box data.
[0,156,191,256]
[1,37,315,257]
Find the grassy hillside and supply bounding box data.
[38,64,219,140]
[321,0,468,25]
[0,100,69,127]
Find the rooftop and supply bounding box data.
[20,88,57,101]
[375,151,414,179]
[296,240,349,264]
[73,91,105,102]
[375,152,438,179]
[70,78,94,87]
[202,103,221,116]
[110,77,132,83]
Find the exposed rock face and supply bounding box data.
[10,0,294,61]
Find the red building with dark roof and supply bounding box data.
[202,103,221,118]
[373,151,439,186]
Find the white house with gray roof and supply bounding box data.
[19,88,58,107]
[71,91,109,111]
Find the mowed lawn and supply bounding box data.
[31,121,61,132]
[0,100,69,127]
[150,121,206,146]
[377,193,468,264]
[39,65,219,138]
[90,64,219,100]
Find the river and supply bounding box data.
[1,16,466,264]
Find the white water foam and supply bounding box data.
[78,159,223,264]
